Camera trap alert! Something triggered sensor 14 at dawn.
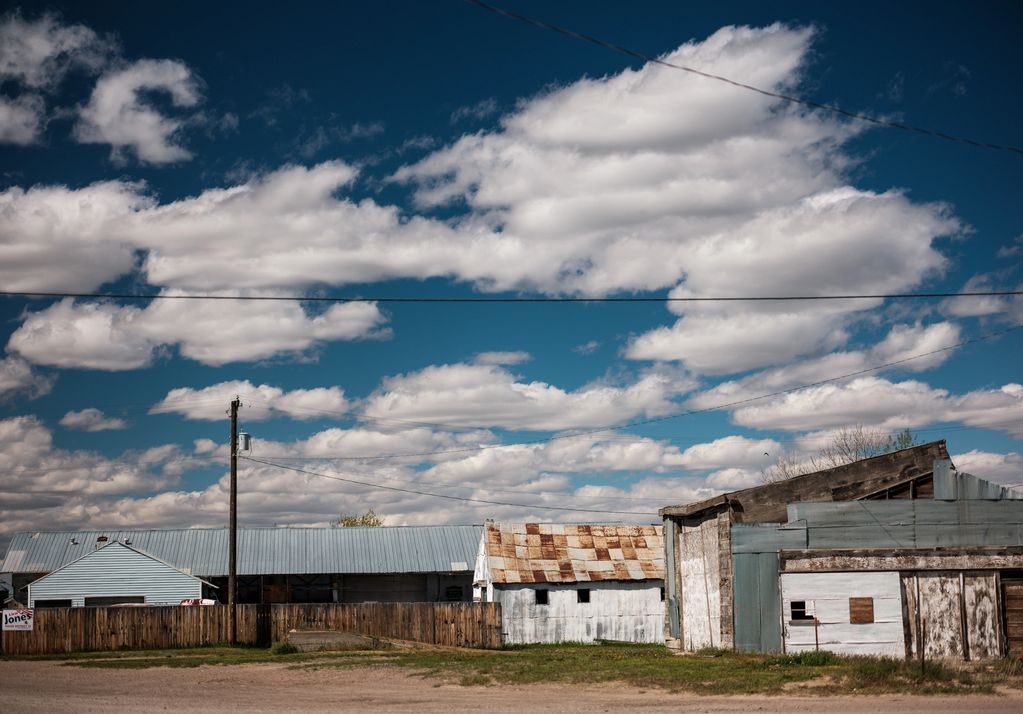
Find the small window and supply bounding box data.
[535,589,548,605]
[789,600,814,623]
[577,588,590,604]
[85,595,145,607]
[849,597,874,624]
[34,599,72,608]
[660,587,666,602]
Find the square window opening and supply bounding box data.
[849,596,875,624]
[535,589,549,605]
[577,588,590,604]
[790,600,814,623]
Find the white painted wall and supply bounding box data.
[780,571,904,656]
[494,581,664,644]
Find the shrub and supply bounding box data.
[270,641,298,655]
[768,650,841,667]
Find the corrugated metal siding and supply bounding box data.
[786,500,1023,549]
[28,542,202,607]
[3,525,483,577]
[494,581,664,644]
[731,524,808,653]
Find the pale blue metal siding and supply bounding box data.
[731,525,804,653]
[28,542,202,607]
[2,525,483,578]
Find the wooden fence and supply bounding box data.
[0,602,503,655]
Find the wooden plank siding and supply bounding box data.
[0,602,503,655]
[1005,581,1023,657]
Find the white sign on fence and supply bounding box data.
[2,609,34,631]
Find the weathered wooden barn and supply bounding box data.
[2,525,481,605]
[660,442,1023,659]
[473,521,665,644]
[27,541,209,607]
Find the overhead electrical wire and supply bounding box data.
[240,323,1022,462]
[464,0,1023,156]
[247,416,1023,461]
[240,455,659,516]
[0,289,1020,303]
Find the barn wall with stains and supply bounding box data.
[903,571,1001,660]
[493,581,664,644]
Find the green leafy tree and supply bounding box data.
[332,509,384,527]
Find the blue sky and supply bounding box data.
[0,1,1020,545]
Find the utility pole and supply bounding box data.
[228,397,240,646]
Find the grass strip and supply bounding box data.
[10,642,1023,695]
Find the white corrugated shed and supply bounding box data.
[28,541,204,607]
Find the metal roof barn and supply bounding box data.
[2,525,483,578]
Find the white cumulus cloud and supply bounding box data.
[152,380,350,422]
[59,408,127,431]
[362,362,695,432]
[74,58,202,164]
[7,294,389,369]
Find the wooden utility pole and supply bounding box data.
[228,397,240,645]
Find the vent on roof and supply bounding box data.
[95,535,108,549]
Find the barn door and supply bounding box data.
[1004,579,1023,657]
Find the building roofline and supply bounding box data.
[660,440,950,518]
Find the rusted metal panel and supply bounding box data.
[481,523,663,585]
[493,581,663,645]
[781,571,904,656]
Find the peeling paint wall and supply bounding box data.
[493,581,663,645]
[781,571,904,656]
[903,571,1001,660]
[678,514,722,650]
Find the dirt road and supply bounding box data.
[2,660,1020,713]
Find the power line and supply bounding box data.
[247,416,1023,461]
[0,289,1020,303]
[242,323,1022,462]
[464,0,1023,156]
[240,455,658,516]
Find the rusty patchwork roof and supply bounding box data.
[483,522,664,584]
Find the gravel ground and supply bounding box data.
[2,660,1022,713]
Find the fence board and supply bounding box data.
[2,602,502,655]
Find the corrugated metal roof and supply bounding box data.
[484,522,664,584]
[1,525,482,577]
